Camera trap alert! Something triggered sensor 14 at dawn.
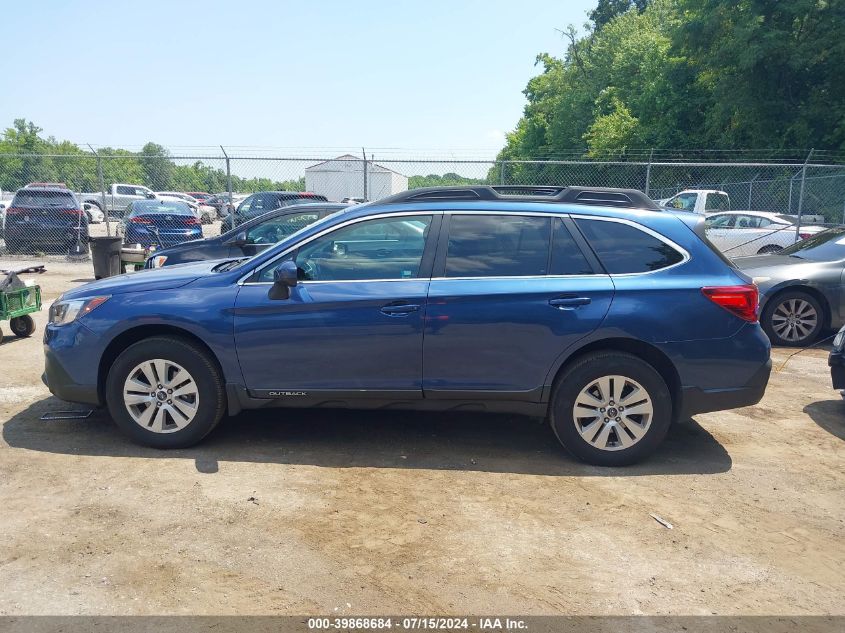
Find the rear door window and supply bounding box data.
[444,215,550,278]
[575,219,684,274]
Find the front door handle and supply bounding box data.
[380,303,420,316]
[549,296,591,310]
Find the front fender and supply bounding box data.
[82,284,240,384]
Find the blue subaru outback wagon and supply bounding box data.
[43,186,771,466]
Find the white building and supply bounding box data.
[304,154,408,202]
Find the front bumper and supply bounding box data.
[42,321,101,406]
[828,350,845,390]
[42,354,99,406]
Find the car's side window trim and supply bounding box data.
[240,211,443,285]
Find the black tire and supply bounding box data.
[757,244,783,255]
[761,290,824,347]
[549,351,672,466]
[105,336,226,448]
[10,315,36,338]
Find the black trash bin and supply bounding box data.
[89,236,123,279]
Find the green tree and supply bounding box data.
[139,142,174,190]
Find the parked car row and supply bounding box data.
[44,185,773,468]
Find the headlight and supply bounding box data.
[834,327,845,350]
[149,255,168,268]
[48,296,110,326]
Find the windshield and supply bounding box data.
[779,227,845,260]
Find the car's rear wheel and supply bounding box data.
[105,336,226,448]
[549,351,672,466]
[757,244,783,254]
[762,290,823,347]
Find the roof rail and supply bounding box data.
[379,185,660,210]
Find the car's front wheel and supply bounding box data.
[549,351,672,466]
[762,290,824,347]
[105,336,226,448]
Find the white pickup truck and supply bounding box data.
[657,188,826,223]
[77,183,157,217]
[657,189,731,213]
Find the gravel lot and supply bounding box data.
[0,260,843,615]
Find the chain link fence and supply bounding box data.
[2,151,844,261]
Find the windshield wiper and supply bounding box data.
[212,258,248,272]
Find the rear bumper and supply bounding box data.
[680,359,772,418]
[829,350,845,390]
[6,225,89,245]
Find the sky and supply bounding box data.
[1,0,594,159]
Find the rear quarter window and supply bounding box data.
[575,218,684,274]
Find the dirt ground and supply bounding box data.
[0,259,843,616]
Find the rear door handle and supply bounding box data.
[549,296,591,310]
[380,303,420,316]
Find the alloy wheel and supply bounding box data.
[771,298,818,343]
[571,375,654,451]
[122,359,200,433]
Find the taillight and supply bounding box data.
[130,216,152,224]
[5,206,23,215]
[799,232,812,240]
[60,209,84,217]
[184,217,201,226]
[702,285,759,323]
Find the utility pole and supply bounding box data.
[221,146,233,228]
[362,147,368,201]
[644,148,654,196]
[795,149,814,242]
[88,144,110,236]
[748,173,759,210]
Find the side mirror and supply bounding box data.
[268,260,298,300]
[146,192,156,200]
[227,231,248,246]
[83,203,92,211]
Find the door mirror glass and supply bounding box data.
[146,192,156,200]
[268,259,298,300]
[228,231,248,246]
[83,203,92,211]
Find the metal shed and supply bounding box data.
[304,154,408,202]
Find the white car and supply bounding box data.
[705,211,826,257]
[82,202,105,224]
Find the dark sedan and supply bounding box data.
[221,191,329,232]
[121,200,203,249]
[735,227,845,346]
[145,203,347,268]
